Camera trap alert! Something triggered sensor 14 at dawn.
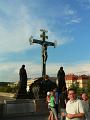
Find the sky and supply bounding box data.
[0,0,90,82]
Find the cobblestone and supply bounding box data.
[2,114,48,120]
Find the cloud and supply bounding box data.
[0,1,85,82]
[65,61,90,75]
[0,3,78,45]
[64,8,75,16]
[0,1,79,55]
[0,61,41,82]
[61,4,81,25]
[76,0,90,9]
[65,18,81,25]
[0,3,48,54]
[1,60,90,82]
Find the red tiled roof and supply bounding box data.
[65,74,78,80]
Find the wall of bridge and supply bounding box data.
[0,99,48,118]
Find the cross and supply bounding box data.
[29,29,56,77]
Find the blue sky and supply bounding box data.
[0,0,90,82]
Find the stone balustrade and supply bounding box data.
[0,99,48,118]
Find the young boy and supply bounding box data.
[47,91,53,120]
[50,90,58,120]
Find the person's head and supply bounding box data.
[22,64,25,68]
[50,90,54,96]
[67,88,77,101]
[60,66,63,71]
[81,93,88,101]
[53,87,58,93]
[47,91,51,96]
[44,75,49,80]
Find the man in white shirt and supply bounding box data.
[62,88,85,120]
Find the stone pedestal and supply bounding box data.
[1,99,48,117]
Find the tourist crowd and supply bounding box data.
[46,88,90,120]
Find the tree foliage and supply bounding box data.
[0,85,19,93]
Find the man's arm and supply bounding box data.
[62,112,85,119]
[66,113,85,119]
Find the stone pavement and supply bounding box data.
[1,111,90,120]
[2,114,48,120]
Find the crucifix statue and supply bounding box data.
[29,29,56,77]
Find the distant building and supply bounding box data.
[65,74,78,88]
[65,74,90,89]
[77,75,89,88]
[27,78,37,91]
[13,74,90,90]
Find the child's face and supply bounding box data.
[82,93,88,101]
[51,91,54,95]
